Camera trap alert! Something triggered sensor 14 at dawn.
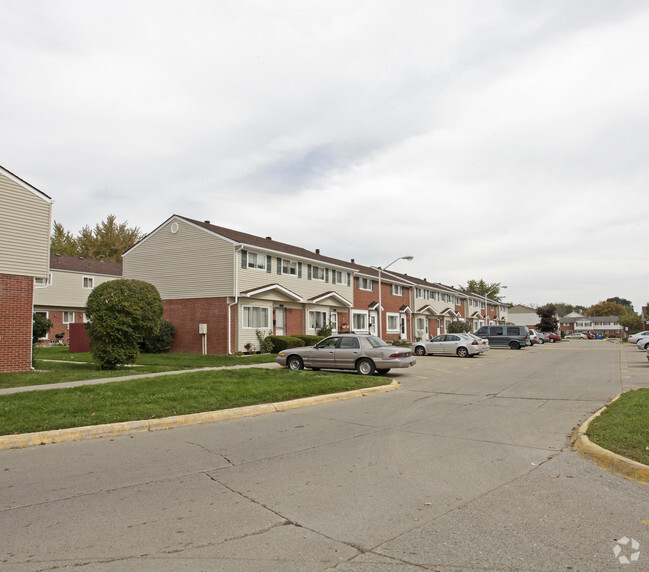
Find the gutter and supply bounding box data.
[228,245,243,355]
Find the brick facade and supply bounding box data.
[163,297,230,355]
[0,274,34,372]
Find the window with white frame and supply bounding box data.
[242,306,270,328]
[415,288,423,298]
[357,277,374,291]
[390,284,404,296]
[62,311,75,324]
[386,313,400,333]
[282,259,298,275]
[416,317,426,331]
[429,291,436,300]
[34,274,52,287]
[311,265,325,280]
[308,310,327,331]
[352,310,368,332]
[332,270,349,285]
[83,276,94,289]
[247,252,267,271]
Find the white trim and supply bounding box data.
[241,284,302,302]
[309,291,352,307]
[241,305,270,329]
[386,312,400,333]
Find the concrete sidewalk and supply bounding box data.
[0,361,283,395]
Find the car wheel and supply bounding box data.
[509,341,520,350]
[549,338,555,343]
[457,347,469,358]
[644,342,649,350]
[287,356,304,370]
[538,339,544,344]
[376,368,390,375]
[414,345,426,356]
[356,358,376,376]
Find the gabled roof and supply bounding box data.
[308,291,352,307]
[49,254,122,276]
[240,283,302,302]
[0,165,53,202]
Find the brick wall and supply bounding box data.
[285,308,304,336]
[0,274,34,372]
[163,297,230,354]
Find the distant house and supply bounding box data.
[508,304,540,328]
[0,166,53,372]
[33,254,122,343]
[559,312,622,337]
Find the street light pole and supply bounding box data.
[376,255,413,339]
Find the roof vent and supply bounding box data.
[351,258,355,264]
[315,249,320,255]
[266,236,272,240]
[204,220,210,224]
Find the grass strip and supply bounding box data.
[0,347,277,389]
[0,369,389,436]
[587,388,649,466]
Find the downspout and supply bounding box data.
[228,245,243,355]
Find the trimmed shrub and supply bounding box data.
[267,335,306,353]
[140,319,175,353]
[291,334,324,346]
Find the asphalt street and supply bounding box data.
[1,340,648,571]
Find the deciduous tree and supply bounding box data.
[535,304,558,332]
[461,279,505,301]
[586,301,628,317]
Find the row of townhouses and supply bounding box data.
[1,165,509,371]
[507,305,623,337]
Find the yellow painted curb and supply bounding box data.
[572,394,649,487]
[0,380,399,450]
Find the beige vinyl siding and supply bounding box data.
[0,171,51,278]
[238,253,353,302]
[33,270,119,308]
[123,219,234,299]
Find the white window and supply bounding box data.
[332,270,344,284]
[311,265,325,280]
[83,276,94,289]
[390,284,404,296]
[282,259,298,275]
[416,317,425,330]
[247,252,267,271]
[357,277,374,291]
[62,311,75,324]
[242,306,270,328]
[352,310,368,332]
[309,310,327,331]
[429,291,436,300]
[387,313,400,333]
[34,274,52,287]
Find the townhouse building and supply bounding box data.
[508,304,540,328]
[33,254,122,343]
[0,166,52,372]
[559,312,622,337]
[123,214,509,354]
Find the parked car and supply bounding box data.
[629,331,649,343]
[411,333,482,358]
[275,333,416,375]
[529,329,539,345]
[636,337,649,351]
[566,332,588,339]
[467,333,490,353]
[585,332,595,339]
[474,325,530,350]
[544,332,561,343]
[536,332,549,344]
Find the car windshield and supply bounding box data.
[366,336,389,348]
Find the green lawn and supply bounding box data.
[0,346,276,389]
[587,389,649,466]
[0,347,390,436]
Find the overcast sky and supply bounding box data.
[2,1,648,312]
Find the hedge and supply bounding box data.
[267,335,306,353]
[291,334,325,346]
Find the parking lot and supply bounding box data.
[2,339,648,570]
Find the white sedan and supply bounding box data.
[636,337,649,351]
[411,333,482,358]
[629,330,649,343]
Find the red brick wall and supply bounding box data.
[36,309,85,344]
[285,308,304,336]
[353,281,411,340]
[163,297,230,354]
[0,274,34,372]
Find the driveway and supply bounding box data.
[1,341,647,570]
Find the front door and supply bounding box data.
[400,313,407,339]
[369,311,378,336]
[330,310,338,334]
[275,307,286,336]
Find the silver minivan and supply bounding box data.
[475,325,530,349]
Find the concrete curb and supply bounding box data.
[0,380,399,450]
[572,394,649,487]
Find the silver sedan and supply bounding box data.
[276,334,416,375]
[411,333,482,358]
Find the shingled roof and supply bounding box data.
[49,254,122,276]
